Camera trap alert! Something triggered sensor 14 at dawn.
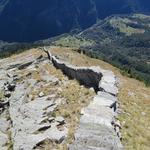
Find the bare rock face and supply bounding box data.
[47,48,118,96]
[0,52,68,150]
[52,57,103,92]
[99,70,118,96]
[69,91,122,150]
[0,118,10,133]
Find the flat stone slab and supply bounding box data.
[69,91,122,150]
[91,94,116,106]
[99,71,118,95]
[82,106,114,122]
[97,92,117,102]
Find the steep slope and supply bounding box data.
[44,48,122,149]
[0,0,150,42]
[95,0,150,17]
[81,14,150,85]
[0,0,9,13]
[52,14,150,86]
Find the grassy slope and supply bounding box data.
[50,46,150,150]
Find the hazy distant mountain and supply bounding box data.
[0,0,150,42]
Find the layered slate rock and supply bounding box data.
[44,48,123,150]
[9,81,67,150]
[69,85,122,149]
[0,52,68,150]
[99,70,118,96]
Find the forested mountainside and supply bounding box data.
[0,0,150,42]
[51,14,150,86]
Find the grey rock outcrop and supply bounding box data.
[0,116,10,150]
[0,131,9,148]
[44,48,123,150]
[9,92,67,149]
[0,53,68,150]
[69,92,122,150]
[8,78,67,150]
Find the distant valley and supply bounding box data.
[0,0,150,42]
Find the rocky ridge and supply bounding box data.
[44,48,123,149]
[0,47,122,150]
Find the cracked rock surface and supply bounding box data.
[0,50,68,150]
[0,48,123,150]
